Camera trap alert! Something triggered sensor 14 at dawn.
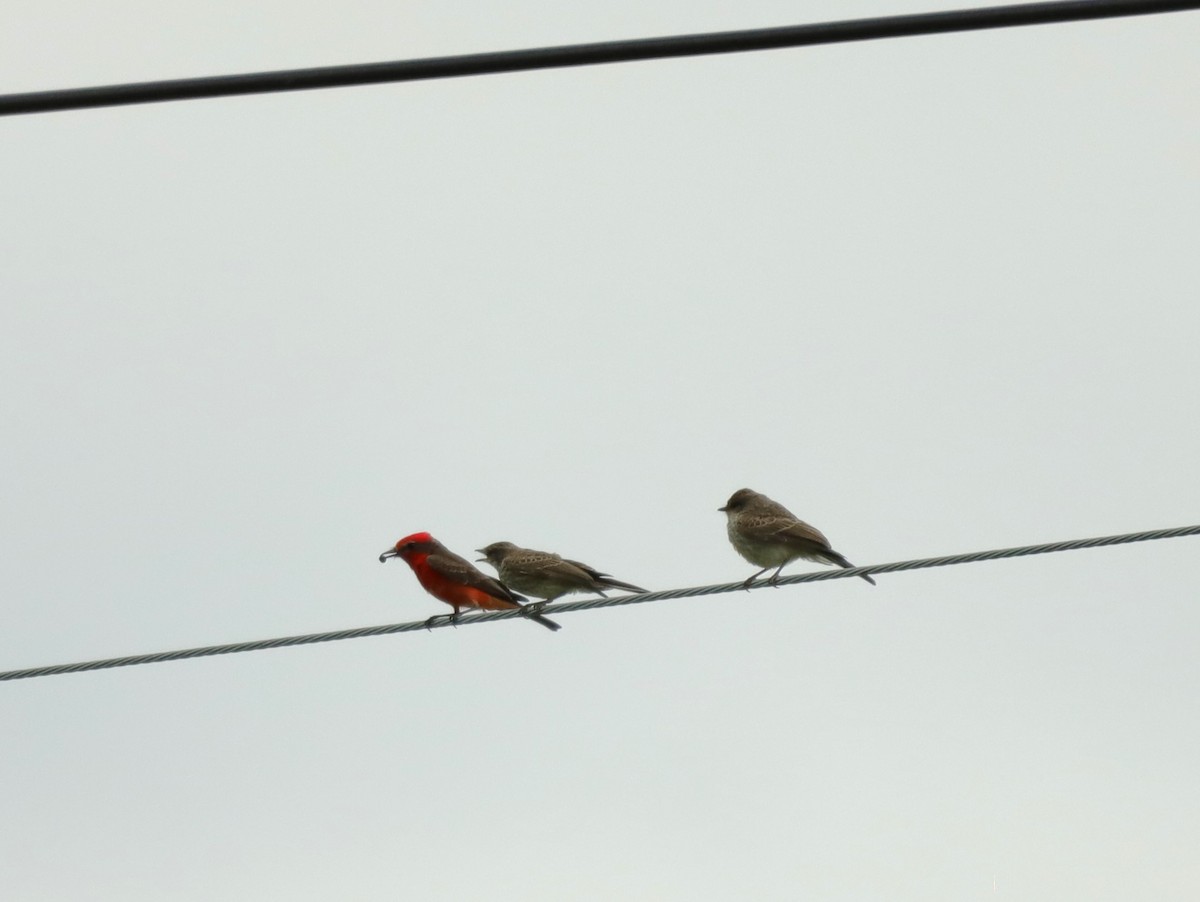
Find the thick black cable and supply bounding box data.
[1,1,1196,117]
[0,524,1196,682]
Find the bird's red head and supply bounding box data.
[379,531,436,564]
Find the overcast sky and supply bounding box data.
[2,2,1198,899]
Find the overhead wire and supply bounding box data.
[1,524,1196,682]
[1,4,1195,679]
[1,0,1198,116]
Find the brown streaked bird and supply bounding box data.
[719,488,876,587]
[379,532,561,631]
[476,541,647,610]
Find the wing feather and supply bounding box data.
[427,551,523,602]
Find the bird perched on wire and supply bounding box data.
[379,532,561,631]
[476,541,647,611]
[719,488,876,587]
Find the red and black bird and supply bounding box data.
[379,531,561,631]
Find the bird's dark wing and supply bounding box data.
[563,559,646,593]
[508,551,594,587]
[427,550,525,603]
[562,558,605,580]
[740,513,833,553]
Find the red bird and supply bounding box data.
[379,531,561,632]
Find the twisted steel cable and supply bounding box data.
[1,524,1196,682]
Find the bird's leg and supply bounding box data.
[524,598,551,616]
[424,608,461,631]
[743,567,769,590]
[767,564,787,587]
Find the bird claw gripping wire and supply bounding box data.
[424,613,459,632]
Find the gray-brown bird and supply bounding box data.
[719,488,876,587]
[476,541,647,609]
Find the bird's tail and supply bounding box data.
[520,605,562,631]
[596,576,648,594]
[825,551,876,586]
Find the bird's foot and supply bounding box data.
[424,613,459,631]
[523,601,549,617]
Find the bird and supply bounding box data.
[719,488,875,587]
[379,532,561,631]
[476,541,647,610]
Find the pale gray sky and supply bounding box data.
[2,2,1198,899]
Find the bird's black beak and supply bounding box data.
[717,505,728,512]
[379,549,398,563]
